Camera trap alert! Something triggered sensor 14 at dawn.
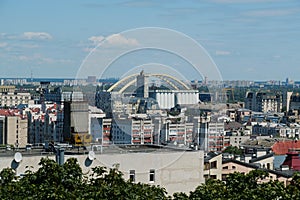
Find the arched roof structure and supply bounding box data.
[107,73,191,93]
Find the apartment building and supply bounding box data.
[0,109,28,147]
[111,117,154,145]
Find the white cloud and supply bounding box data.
[84,33,139,52]
[23,32,53,40]
[88,33,139,47]
[106,34,139,46]
[0,42,7,48]
[216,50,231,56]
[88,36,105,45]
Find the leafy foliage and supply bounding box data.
[180,170,296,200]
[223,145,243,156]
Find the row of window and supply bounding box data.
[129,169,155,183]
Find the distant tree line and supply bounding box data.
[1,157,300,199]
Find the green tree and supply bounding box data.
[187,170,289,200]
[223,145,243,156]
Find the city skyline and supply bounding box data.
[0,0,300,80]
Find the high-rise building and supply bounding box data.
[136,70,148,98]
[245,91,282,113]
[63,100,89,143]
[0,110,28,147]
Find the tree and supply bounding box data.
[186,170,289,200]
[223,145,243,156]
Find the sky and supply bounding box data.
[0,0,300,81]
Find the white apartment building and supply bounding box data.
[0,148,204,195]
[111,117,154,145]
[0,92,33,108]
[0,110,28,147]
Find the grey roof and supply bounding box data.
[250,153,274,163]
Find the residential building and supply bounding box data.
[203,152,222,181]
[0,146,205,195]
[63,100,90,146]
[0,91,33,108]
[111,116,154,145]
[88,106,106,142]
[196,115,225,152]
[289,93,300,111]
[222,159,292,185]
[0,109,28,147]
[27,104,64,144]
[245,91,282,113]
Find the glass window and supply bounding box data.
[210,161,217,169]
[149,169,155,182]
[129,170,135,182]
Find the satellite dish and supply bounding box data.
[88,151,95,160]
[14,152,23,163]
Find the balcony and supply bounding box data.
[132,139,141,143]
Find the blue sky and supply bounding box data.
[0,0,299,81]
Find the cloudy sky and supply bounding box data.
[0,0,299,81]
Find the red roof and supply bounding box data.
[0,109,19,116]
[282,152,300,171]
[272,140,300,155]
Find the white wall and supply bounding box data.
[0,150,204,195]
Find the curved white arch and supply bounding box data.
[107,73,191,93]
[152,74,190,90]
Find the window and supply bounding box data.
[149,169,155,182]
[129,170,135,182]
[204,162,210,170]
[223,166,228,170]
[210,161,217,169]
[232,166,236,170]
[210,175,217,179]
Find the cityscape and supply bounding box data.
[1,0,300,199]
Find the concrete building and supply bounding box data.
[88,106,106,142]
[63,100,89,141]
[149,90,199,109]
[0,85,15,93]
[0,91,33,108]
[224,136,251,148]
[161,120,194,146]
[249,153,274,170]
[203,152,222,181]
[101,118,112,146]
[95,90,114,117]
[111,117,154,145]
[245,91,282,113]
[222,159,292,185]
[196,115,225,152]
[252,122,282,137]
[136,70,148,98]
[290,93,300,111]
[0,147,205,194]
[27,104,64,144]
[0,109,28,147]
